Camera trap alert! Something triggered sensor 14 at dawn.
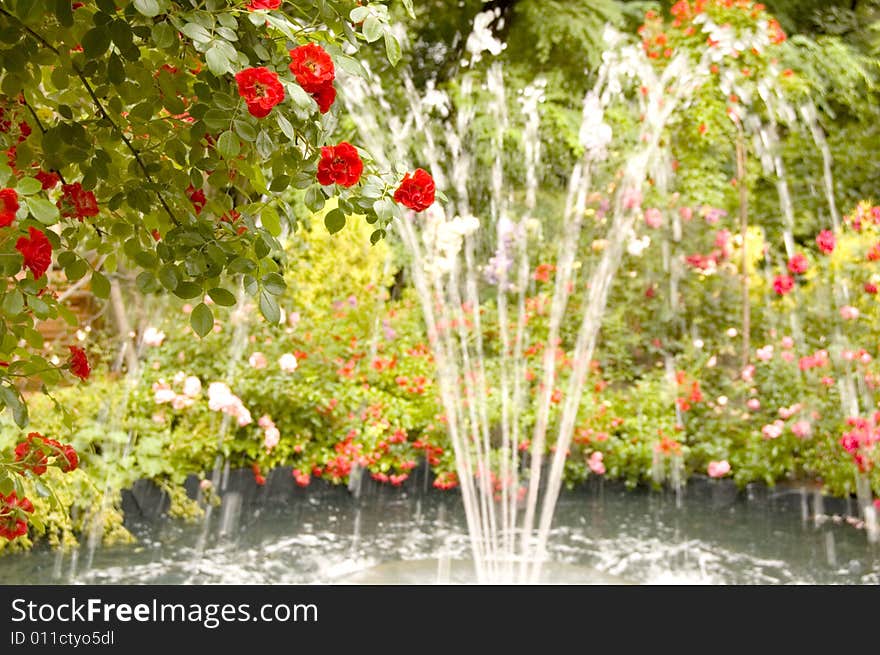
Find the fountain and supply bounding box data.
[341,5,877,581]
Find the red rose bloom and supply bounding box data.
[16,226,52,279]
[58,182,99,221]
[311,82,336,114]
[246,0,280,9]
[60,445,79,472]
[186,185,206,214]
[68,345,90,381]
[289,43,335,94]
[0,492,32,541]
[864,282,878,295]
[13,436,48,476]
[393,169,436,212]
[773,274,795,296]
[316,142,363,187]
[0,187,18,227]
[816,229,835,254]
[35,170,60,190]
[235,67,285,118]
[787,253,808,275]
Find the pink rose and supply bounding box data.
[707,460,731,478]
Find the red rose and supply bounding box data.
[773,274,795,296]
[60,445,79,472]
[13,438,48,476]
[35,170,60,190]
[68,345,90,381]
[0,491,33,540]
[787,253,808,275]
[316,142,363,187]
[289,43,335,94]
[0,188,18,227]
[864,282,878,295]
[58,182,99,221]
[16,226,52,279]
[816,229,835,254]
[186,185,206,214]
[234,67,285,119]
[311,81,336,114]
[393,169,436,212]
[246,0,280,9]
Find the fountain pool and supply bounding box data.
[1,479,876,585]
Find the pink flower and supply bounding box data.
[263,426,280,450]
[787,253,809,275]
[249,352,268,369]
[781,351,795,362]
[762,420,784,439]
[644,207,663,228]
[747,398,761,411]
[778,403,802,419]
[773,274,795,295]
[816,229,835,254]
[182,376,202,398]
[741,364,755,382]
[679,206,693,221]
[821,376,834,386]
[153,386,176,404]
[588,451,606,475]
[258,414,275,430]
[622,187,642,210]
[171,394,194,410]
[840,305,859,320]
[781,336,794,349]
[142,327,166,347]
[791,420,811,438]
[279,353,298,373]
[756,345,773,361]
[707,460,731,478]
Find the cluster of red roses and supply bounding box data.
[0,432,80,541]
[234,40,437,214]
[14,431,79,476]
[0,491,34,541]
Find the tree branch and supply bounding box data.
[0,7,181,227]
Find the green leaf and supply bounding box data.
[350,6,370,23]
[158,264,180,291]
[173,281,202,299]
[25,197,59,225]
[16,177,42,196]
[276,113,295,141]
[258,289,280,324]
[217,130,240,159]
[190,302,213,337]
[134,0,163,17]
[1,290,23,315]
[151,22,176,48]
[107,53,125,85]
[82,27,111,58]
[136,271,160,293]
[0,385,28,427]
[90,271,110,299]
[181,22,212,44]
[207,287,236,306]
[65,259,89,282]
[384,31,402,67]
[261,272,286,295]
[402,0,416,19]
[261,205,281,236]
[206,43,233,76]
[305,185,325,212]
[324,208,346,234]
[234,119,257,142]
[363,16,383,43]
